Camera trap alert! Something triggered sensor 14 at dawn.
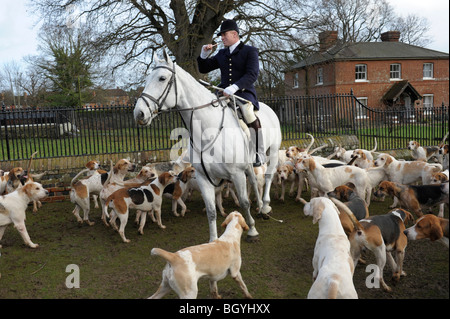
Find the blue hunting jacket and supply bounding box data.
[197,42,260,109]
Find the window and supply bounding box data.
[423,94,434,115]
[355,64,367,81]
[356,97,368,119]
[293,73,299,88]
[316,68,323,85]
[423,63,434,79]
[390,63,401,79]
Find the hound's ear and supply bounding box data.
[311,201,325,224]
[429,222,444,241]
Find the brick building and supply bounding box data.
[284,31,449,113]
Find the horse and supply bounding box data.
[133,51,282,242]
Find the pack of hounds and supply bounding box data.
[0,133,448,298]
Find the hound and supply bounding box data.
[274,160,301,201]
[333,138,377,164]
[163,166,196,217]
[431,169,449,184]
[375,180,448,218]
[301,197,357,299]
[374,153,442,208]
[327,184,369,236]
[407,140,439,162]
[438,143,449,170]
[0,181,49,248]
[404,214,449,248]
[334,198,413,292]
[99,159,137,226]
[0,167,26,195]
[350,149,374,168]
[70,160,105,225]
[106,171,176,242]
[248,163,267,204]
[295,155,370,204]
[149,211,252,299]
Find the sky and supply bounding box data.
[0,0,449,68]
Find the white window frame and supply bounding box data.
[423,94,434,115]
[355,64,367,82]
[390,63,401,80]
[423,63,434,79]
[293,73,299,88]
[356,97,369,119]
[316,68,323,85]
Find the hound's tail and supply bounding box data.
[70,168,90,186]
[102,160,114,186]
[329,197,362,231]
[327,275,341,299]
[370,137,378,153]
[151,248,180,265]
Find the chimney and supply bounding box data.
[381,31,400,42]
[319,31,338,52]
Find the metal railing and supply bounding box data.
[1,93,448,162]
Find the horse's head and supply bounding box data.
[134,51,178,126]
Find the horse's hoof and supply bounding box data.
[246,235,259,243]
[261,205,272,215]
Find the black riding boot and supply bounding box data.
[248,118,265,167]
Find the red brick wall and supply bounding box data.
[285,58,449,108]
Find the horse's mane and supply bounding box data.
[171,62,217,100]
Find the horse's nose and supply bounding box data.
[139,111,145,119]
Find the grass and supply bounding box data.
[0,188,448,300]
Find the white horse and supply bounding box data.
[133,52,281,242]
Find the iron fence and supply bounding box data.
[1,93,448,162]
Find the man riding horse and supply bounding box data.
[197,19,265,167]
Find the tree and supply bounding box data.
[31,0,311,81]
[36,27,94,107]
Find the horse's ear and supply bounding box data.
[163,50,172,64]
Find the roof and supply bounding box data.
[382,80,422,102]
[290,41,449,70]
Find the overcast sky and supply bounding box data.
[0,0,448,67]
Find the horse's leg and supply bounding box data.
[196,175,219,242]
[260,143,279,215]
[233,171,259,241]
[245,165,263,212]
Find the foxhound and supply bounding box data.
[407,140,439,162]
[328,184,369,236]
[439,144,449,170]
[99,159,137,226]
[334,198,413,292]
[296,155,370,204]
[374,153,442,208]
[163,166,196,217]
[404,214,449,248]
[106,171,176,242]
[274,160,302,201]
[0,167,26,195]
[70,160,105,225]
[375,180,448,218]
[301,197,357,299]
[149,211,252,299]
[0,181,49,248]
[333,138,377,164]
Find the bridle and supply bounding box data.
[138,63,178,115]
